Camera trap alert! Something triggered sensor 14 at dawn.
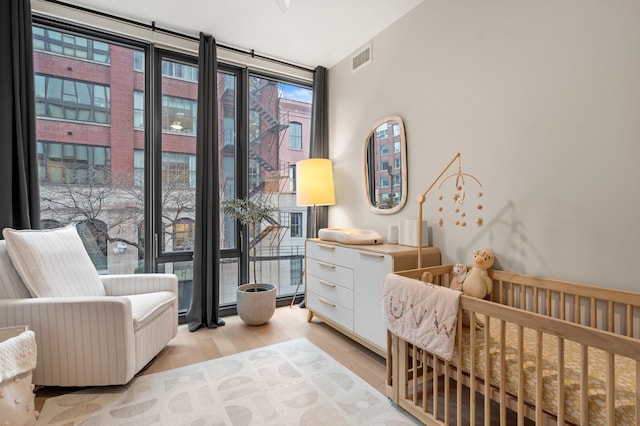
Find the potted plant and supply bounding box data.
[223,197,278,325]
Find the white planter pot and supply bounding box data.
[236,283,277,326]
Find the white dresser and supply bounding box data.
[305,239,441,357]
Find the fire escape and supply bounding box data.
[247,80,290,255]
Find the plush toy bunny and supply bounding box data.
[449,263,467,291]
[459,248,494,299]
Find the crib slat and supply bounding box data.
[557,337,565,425]
[627,304,633,337]
[607,352,614,425]
[412,344,418,405]
[470,312,477,426]
[608,300,614,332]
[546,289,551,316]
[580,344,588,425]
[500,320,507,425]
[432,352,438,419]
[535,331,543,424]
[518,325,524,426]
[636,361,640,426]
[533,287,539,313]
[457,312,463,426]
[591,297,597,328]
[484,317,490,426]
[444,359,451,426]
[560,292,566,321]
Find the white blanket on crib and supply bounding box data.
[383,273,461,361]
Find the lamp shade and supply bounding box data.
[296,158,336,206]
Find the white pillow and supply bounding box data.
[2,226,106,298]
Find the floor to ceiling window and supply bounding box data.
[32,15,314,321]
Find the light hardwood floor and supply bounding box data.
[35,305,387,412]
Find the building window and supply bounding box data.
[289,164,296,192]
[290,212,303,238]
[173,218,195,251]
[38,141,110,185]
[35,74,111,124]
[394,141,401,153]
[134,149,144,187]
[162,95,197,134]
[33,26,110,63]
[162,61,198,82]
[393,174,402,186]
[289,122,302,150]
[393,123,401,137]
[376,123,388,139]
[133,50,144,72]
[249,109,260,142]
[380,160,390,172]
[394,157,401,169]
[380,144,389,155]
[134,90,144,129]
[162,152,196,188]
[380,176,389,188]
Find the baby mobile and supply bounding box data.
[435,160,484,228]
[415,152,486,268]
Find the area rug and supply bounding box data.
[37,338,416,425]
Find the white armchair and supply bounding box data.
[0,228,178,387]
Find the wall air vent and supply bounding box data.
[351,43,372,73]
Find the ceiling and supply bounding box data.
[52,0,424,69]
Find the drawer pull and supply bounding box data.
[358,251,385,259]
[318,297,337,308]
[318,279,336,288]
[318,244,336,250]
[318,261,336,269]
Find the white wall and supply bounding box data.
[328,0,640,291]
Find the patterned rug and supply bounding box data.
[37,338,416,425]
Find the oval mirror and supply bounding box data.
[363,115,407,214]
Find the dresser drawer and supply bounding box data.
[307,274,354,308]
[306,258,354,289]
[306,241,354,268]
[306,291,354,330]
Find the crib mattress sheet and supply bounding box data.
[451,317,636,425]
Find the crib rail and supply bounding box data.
[386,265,640,426]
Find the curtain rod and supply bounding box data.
[42,0,316,73]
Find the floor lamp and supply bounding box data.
[291,158,336,307]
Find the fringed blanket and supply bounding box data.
[383,273,460,361]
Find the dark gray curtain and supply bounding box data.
[308,66,329,234]
[0,0,40,231]
[187,33,224,331]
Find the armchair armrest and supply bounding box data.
[101,273,178,297]
[0,297,136,386]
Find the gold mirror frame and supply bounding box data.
[363,115,408,215]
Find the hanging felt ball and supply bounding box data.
[438,218,444,227]
[461,212,466,217]
[438,195,443,200]
[461,221,467,227]
[477,217,484,226]
[478,192,483,197]
[477,204,483,210]
[438,206,443,212]
[454,220,460,226]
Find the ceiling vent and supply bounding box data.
[351,43,372,73]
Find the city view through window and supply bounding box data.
[33,24,313,314]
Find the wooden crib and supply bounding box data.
[386,265,640,425]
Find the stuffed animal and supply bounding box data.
[458,248,495,328]
[449,263,467,291]
[459,248,494,299]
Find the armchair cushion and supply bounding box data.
[2,226,105,298]
[126,291,177,330]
